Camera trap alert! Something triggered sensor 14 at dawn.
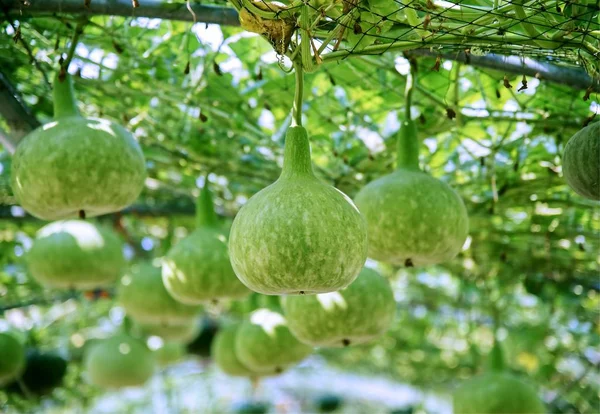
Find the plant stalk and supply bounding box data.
[292,60,304,127]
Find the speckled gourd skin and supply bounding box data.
[229,127,367,295]
[354,170,468,266]
[84,334,155,389]
[234,309,313,375]
[137,319,200,343]
[563,121,600,200]
[163,228,250,304]
[0,333,25,386]
[453,372,545,414]
[10,74,146,221]
[26,220,125,289]
[281,267,395,347]
[212,323,259,377]
[117,262,202,325]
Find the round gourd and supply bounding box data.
[212,323,258,377]
[153,342,186,367]
[10,73,146,220]
[281,267,395,347]
[229,126,367,295]
[354,120,468,267]
[26,220,125,289]
[562,122,600,200]
[117,262,202,325]
[6,350,68,395]
[84,334,155,388]
[162,181,250,304]
[234,308,313,375]
[138,319,200,343]
[453,372,545,414]
[0,333,25,386]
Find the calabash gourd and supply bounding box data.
[281,267,395,347]
[211,323,259,377]
[84,334,155,388]
[117,262,202,325]
[453,342,545,414]
[229,126,367,295]
[153,342,186,367]
[10,73,146,220]
[562,121,599,200]
[162,180,249,305]
[137,319,200,343]
[0,333,25,386]
[234,308,313,375]
[26,220,125,289]
[6,350,68,395]
[354,118,468,267]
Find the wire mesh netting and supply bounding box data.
[230,0,599,78]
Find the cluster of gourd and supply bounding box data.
[2,9,598,409]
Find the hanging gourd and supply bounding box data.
[26,220,125,290]
[162,178,250,305]
[211,323,259,377]
[0,333,25,386]
[10,72,146,220]
[229,60,367,295]
[117,262,202,325]
[84,334,155,389]
[562,121,599,200]
[354,62,468,267]
[453,340,545,413]
[234,308,313,375]
[137,320,200,343]
[153,342,186,367]
[281,267,395,347]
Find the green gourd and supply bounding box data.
[162,179,250,304]
[137,319,200,343]
[281,267,395,347]
[6,350,68,396]
[562,122,599,200]
[84,334,155,388]
[11,73,146,220]
[229,126,367,295]
[211,323,258,377]
[453,342,545,414]
[234,308,313,375]
[0,333,25,386]
[26,220,125,289]
[354,69,468,267]
[117,262,202,325]
[153,342,186,367]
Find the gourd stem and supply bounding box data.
[281,126,314,178]
[53,72,80,119]
[196,174,218,228]
[291,60,304,127]
[62,21,85,76]
[397,60,420,171]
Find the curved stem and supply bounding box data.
[61,21,86,74]
[397,60,420,171]
[291,60,304,127]
[404,60,416,121]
